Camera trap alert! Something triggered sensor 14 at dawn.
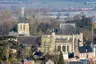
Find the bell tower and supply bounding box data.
[18,7,30,36]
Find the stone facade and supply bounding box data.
[79,52,94,59]
[17,7,30,36]
[18,23,30,36]
[41,33,55,53]
[41,32,83,55]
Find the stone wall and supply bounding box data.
[41,32,83,55]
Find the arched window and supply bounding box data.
[23,25,25,31]
[57,46,61,51]
[20,25,22,30]
[44,42,49,53]
[67,46,69,52]
[62,46,66,52]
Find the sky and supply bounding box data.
[0,0,96,9]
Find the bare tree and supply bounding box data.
[42,8,49,19]
[0,9,16,35]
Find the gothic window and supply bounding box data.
[20,25,22,30]
[45,46,49,53]
[67,45,69,52]
[62,46,66,52]
[57,46,61,51]
[74,38,77,48]
[23,25,25,31]
[44,42,49,53]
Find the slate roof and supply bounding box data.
[79,46,93,53]
[17,36,41,46]
[78,41,93,53]
[34,51,43,56]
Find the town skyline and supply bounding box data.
[0,0,96,64]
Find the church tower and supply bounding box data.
[18,7,30,36]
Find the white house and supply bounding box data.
[46,59,54,64]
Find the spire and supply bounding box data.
[19,7,27,22]
[21,7,25,18]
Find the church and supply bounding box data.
[17,7,30,36]
[41,32,84,59]
[9,7,94,60]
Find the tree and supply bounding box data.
[0,39,9,63]
[18,45,32,59]
[0,36,17,64]
[42,8,49,19]
[58,51,64,64]
[0,10,16,35]
[56,13,62,19]
[65,15,92,41]
[60,25,76,35]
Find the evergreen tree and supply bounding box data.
[58,51,64,64]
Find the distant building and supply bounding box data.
[60,23,76,29]
[42,11,94,20]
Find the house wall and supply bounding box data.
[46,60,54,64]
[79,52,94,59]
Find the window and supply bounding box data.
[62,46,66,52]
[23,25,25,31]
[44,42,49,53]
[57,46,61,51]
[20,25,22,30]
[67,45,69,52]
